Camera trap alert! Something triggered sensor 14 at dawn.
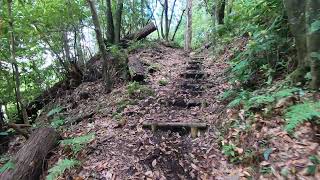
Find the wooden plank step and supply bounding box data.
[186,64,202,70]
[142,121,208,138]
[188,60,202,65]
[182,71,205,79]
[190,56,205,60]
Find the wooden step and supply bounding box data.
[188,61,202,65]
[181,71,205,79]
[190,56,205,61]
[186,64,202,70]
[180,83,204,91]
[142,121,208,138]
[170,98,202,108]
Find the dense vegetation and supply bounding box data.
[0,0,320,179]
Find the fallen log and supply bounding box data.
[0,128,60,180]
[120,22,157,47]
[128,56,146,82]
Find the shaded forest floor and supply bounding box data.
[2,42,320,179]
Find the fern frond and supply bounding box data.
[46,159,79,180]
[61,133,95,154]
[273,88,300,99]
[285,102,320,132]
[47,106,63,117]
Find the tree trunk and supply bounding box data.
[307,0,320,89]
[120,22,157,47]
[0,128,60,180]
[114,0,124,44]
[164,0,169,41]
[172,9,186,41]
[105,0,115,44]
[216,0,226,24]
[128,56,146,82]
[87,0,112,92]
[0,103,8,155]
[7,0,29,125]
[184,0,192,52]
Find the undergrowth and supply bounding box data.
[46,158,79,180]
[285,101,320,133]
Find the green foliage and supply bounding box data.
[158,79,168,86]
[227,90,250,108]
[0,161,15,173]
[47,106,63,117]
[285,102,320,132]
[46,159,79,180]
[60,133,95,155]
[127,81,154,99]
[51,117,65,129]
[115,99,136,113]
[310,20,320,33]
[307,155,320,175]
[227,87,300,110]
[222,144,236,157]
[247,95,275,109]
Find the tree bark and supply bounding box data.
[105,0,115,44]
[0,128,60,180]
[216,0,226,24]
[172,9,186,41]
[120,22,157,47]
[307,0,320,89]
[114,0,124,44]
[87,0,112,92]
[128,56,146,82]
[7,0,29,125]
[164,0,169,41]
[184,0,192,52]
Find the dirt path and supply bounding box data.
[52,44,235,179]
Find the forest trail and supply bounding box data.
[48,44,236,179]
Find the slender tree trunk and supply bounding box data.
[160,8,165,39]
[7,0,29,125]
[114,0,124,44]
[87,0,112,92]
[184,0,192,52]
[307,0,320,89]
[227,0,233,14]
[63,31,72,62]
[164,0,169,41]
[168,0,177,33]
[105,0,115,44]
[172,9,186,41]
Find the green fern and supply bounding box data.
[46,159,79,180]
[47,106,63,117]
[247,95,275,109]
[0,161,14,173]
[285,102,320,132]
[227,91,250,108]
[60,133,95,155]
[273,88,300,99]
[51,117,65,129]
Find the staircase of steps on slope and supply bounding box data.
[143,56,209,138]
